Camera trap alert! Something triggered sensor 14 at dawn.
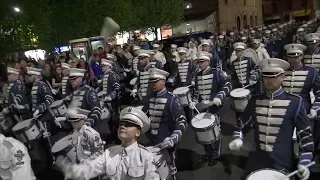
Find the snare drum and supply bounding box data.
[146,146,170,180]
[52,135,77,163]
[12,119,42,143]
[191,113,221,144]
[230,88,251,112]
[173,87,191,106]
[0,115,15,133]
[50,100,67,117]
[246,169,289,180]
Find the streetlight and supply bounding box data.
[13,7,20,12]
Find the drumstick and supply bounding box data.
[242,84,251,89]
[194,106,200,114]
[281,161,315,180]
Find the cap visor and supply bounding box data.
[262,72,283,77]
[119,119,140,127]
[69,76,78,80]
[149,78,160,83]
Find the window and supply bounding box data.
[243,15,247,28]
[250,15,254,27]
[244,0,246,6]
[301,0,307,7]
[237,16,241,30]
[272,2,278,14]
[185,1,192,9]
[255,16,258,26]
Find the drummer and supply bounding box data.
[67,108,104,163]
[1,67,30,122]
[303,33,320,71]
[131,45,141,76]
[67,68,101,129]
[0,133,36,180]
[229,58,313,180]
[55,106,160,180]
[60,63,72,99]
[142,68,187,180]
[189,51,232,166]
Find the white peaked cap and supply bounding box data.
[196,51,213,61]
[177,47,188,54]
[67,108,90,122]
[148,68,170,82]
[133,46,141,51]
[233,42,247,50]
[69,68,86,77]
[120,106,150,134]
[27,67,42,76]
[258,58,290,77]
[284,43,307,56]
[7,67,20,75]
[305,33,320,43]
[153,44,160,48]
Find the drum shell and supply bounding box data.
[245,168,290,180]
[0,116,15,133]
[52,145,77,163]
[173,87,191,106]
[191,115,221,145]
[12,120,42,143]
[231,91,251,112]
[50,100,67,117]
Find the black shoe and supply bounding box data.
[208,159,218,166]
[198,156,210,163]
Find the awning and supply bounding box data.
[291,9,311,17]
[264,16,281,21]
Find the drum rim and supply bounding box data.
[245,168,288,179]
[50,100,64,108]
[230,89,251,99]
[173,88,190,95]
[12,119,36,133]
[191,113,217,130]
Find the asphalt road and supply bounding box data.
[176,98,320,180]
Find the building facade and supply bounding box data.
[218,0,263,31]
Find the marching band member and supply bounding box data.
[67,68,102,128]
[201,39,220,69]
[252,39,270,62]
[27,67,54,119]
[186,41,198,61]
[283,43,320,113]
[153,43,167,65]
[230,42,259,88]
[149,50,163,69]
[229,58,313,180]
[1,67,30,121]
[171,44,180,63]
[131,50,157,101]
[176,47,197,87]
[142,68,187,180]
[293,28,306,44]
[303,33,320,71]
[56,106,160,180]
[132,45,141,76]
[190,51,232,166]
[68,108,104,163]
[0,133,36,180]
[60,63,72,98]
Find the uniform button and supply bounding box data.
[269,114,272,117]
[270,106,272,108]
[268,123,270,126]
[291,86,293,87]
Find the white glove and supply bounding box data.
[33,110,40,117]
[1,108,10,115]
[52,89,57,95]
[229,139,243,151]
[104,96,112,102]
[202,100,210,104]
[123,72,127,77]
[156,137,174,150]
[130,89,137,97]
[189,101,196,109]
[12,104,26,110]
[249,80,257,86]
[297,165,310,180]
[309,109,317,118]
[213,98,222,106]
[167,78,174,83]
[124,68,131,73]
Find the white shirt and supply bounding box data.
[255,45,270,62]
[71,125,104,163]
[61,142,160,180]
[0,135,36,180]
[154,51,167,65]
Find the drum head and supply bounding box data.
[12,119,33,131]
[135,106,143,110]
[52,135,72,153]
[230,88,250,98]
[50,100,63,108]
[173,87,189,95]
[191,113,215,128]
[246,169,288,180]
